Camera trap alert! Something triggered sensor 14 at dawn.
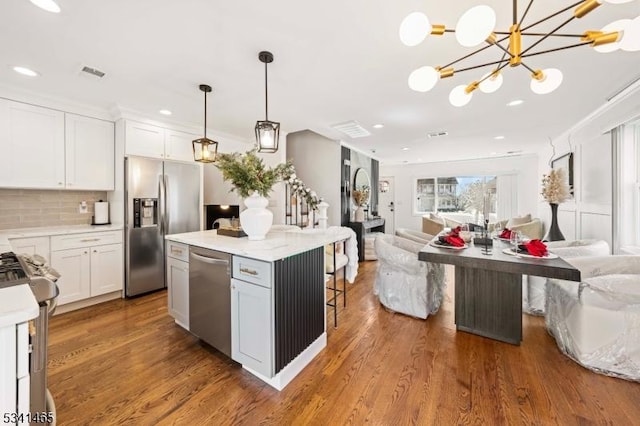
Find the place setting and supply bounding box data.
[500,231,558,259]
[429,226,469,250]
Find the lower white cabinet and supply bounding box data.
[231,277,272,378]
[1,322,31,424]
[166,256,189,329]
[8,236,50,260]
[50,231,123,306]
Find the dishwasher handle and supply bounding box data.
[190,252,230,266]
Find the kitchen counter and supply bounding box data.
[0,284,39,328]
[165,227,351,262]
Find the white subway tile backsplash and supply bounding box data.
[0,189,108,229]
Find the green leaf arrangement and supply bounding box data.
[215,149,294,198]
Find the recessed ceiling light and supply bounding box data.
[402,147,409,151]
[29,0,61,13]
[373,124,384,129]
[159,109,172,116]
[507,99,524,107]
[494,135,505,140]
[13,66,39,77]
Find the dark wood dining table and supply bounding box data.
[418,238,581,345]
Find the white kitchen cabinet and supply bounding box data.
[51,247,91,305]
[231,277,272,378]
[0,99,65,189]
[124,120,197,162]
[65,113,115,190]
[50,231,123,305]
[167,256,189,329]
[90,243,123,296]
[8,236,50,260]
[166,241,189,329]
[165,129,198,162]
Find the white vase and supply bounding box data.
[354,206,365,222]
[240,192,273,241]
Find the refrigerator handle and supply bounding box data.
[163,174,169,233]
[159,175,166,234]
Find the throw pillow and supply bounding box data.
[507,214,532,229]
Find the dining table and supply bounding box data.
[418,237,581,345]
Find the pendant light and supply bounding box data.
[255,51,280,153]
[192,84,218,163]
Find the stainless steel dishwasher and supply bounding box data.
[189,246,232,357]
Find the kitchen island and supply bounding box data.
[165,227,350,390]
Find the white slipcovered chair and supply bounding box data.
[524,239,610,315]
[546,255,640,381]
[373,234,445,319]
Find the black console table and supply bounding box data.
[348,218,385,262]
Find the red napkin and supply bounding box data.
[438,226,465,247]
[500,228,513,239]
[520,239,548,257]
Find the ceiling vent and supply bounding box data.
[330,121,371,138]
[427,131,448,138]
[81,66,105,78]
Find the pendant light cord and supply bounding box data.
[264,60,269,121]
[204,90,207,138]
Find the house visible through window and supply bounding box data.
[414,176,497,224]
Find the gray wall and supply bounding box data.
[286,130,341,226]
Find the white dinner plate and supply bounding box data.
[502,248,558,259]
[430,240,468,250]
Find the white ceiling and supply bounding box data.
[1,0,639,164]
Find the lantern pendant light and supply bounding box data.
[255,51,280,153]
[192,84,218,163]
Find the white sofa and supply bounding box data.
[524,239,610,315]
[373,234,445,319]
[546,255,640,381]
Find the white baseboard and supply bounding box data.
[53,291,122,315]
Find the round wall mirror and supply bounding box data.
[353,168,371,206]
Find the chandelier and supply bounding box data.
[399,0,640,107]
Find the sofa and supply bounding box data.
[373,234,445,319]
[421,214,462,236]
[422,213,543,240]
[546,255,640,381]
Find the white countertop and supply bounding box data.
[166,228,351,262]
[0,284,39,328]
[0,224,124,253]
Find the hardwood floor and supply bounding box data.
[48,261,640,425]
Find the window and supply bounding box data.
[414,175,497,224]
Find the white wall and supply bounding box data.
[380,155,539,232]
[286,130,341,226]
[535,80,640,248]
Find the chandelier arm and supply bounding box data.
[521,16,576,56]
[513,0,518,25]
[491,40,517,59]
[517,60,538,74]
[521,1,582,32]
[521,41,593,58]
[456,59,512,74]
[479,62,510,84]
[518,0,535,28]
[521,32,585,38]
[441,34,510,69]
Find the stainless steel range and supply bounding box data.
[0,251,58,425]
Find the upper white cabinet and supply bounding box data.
[0,98,65,189]
[65,114,115,190]
[0,99,115,190]
[125,120,197,162]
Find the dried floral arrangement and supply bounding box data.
[353,186,370,207]
[541,168,570,204]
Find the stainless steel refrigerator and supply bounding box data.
[125,156,200,297]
